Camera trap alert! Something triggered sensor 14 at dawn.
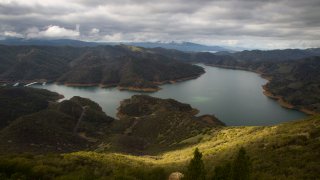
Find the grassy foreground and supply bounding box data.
[1,116,320,179]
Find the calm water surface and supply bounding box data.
[33,64,306,126]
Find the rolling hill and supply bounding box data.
[0,45,204,91]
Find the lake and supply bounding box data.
[32,64,306,126]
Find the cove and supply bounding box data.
[32,64,306,126]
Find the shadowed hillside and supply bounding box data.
[0,45,204,92]
[0,92,114,153]
[0,87,62,129]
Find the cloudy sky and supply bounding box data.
[1,0,320,49]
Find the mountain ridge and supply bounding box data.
[0,38,233,52]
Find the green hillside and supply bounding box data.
[0,115,319,179]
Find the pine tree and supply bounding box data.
[232,147,250,180]
[185,148,206,180]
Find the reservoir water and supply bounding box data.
[32,64,306,126]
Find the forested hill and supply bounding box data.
[150,47,320,63]
[0,45,204,92]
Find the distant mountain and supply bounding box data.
[0,38,232,52]
[0,45,204,91]
[149,46,320,62]
[0,38,106,47]
[231,48,320,62]
[126,41,231,52]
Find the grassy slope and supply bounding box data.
[1,116,319,179]
[106,115,320,179]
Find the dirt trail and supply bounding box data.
[73,106,89,134]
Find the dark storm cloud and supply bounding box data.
[0,0,320,49]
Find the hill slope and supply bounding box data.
[0,45,204,91]
[0,115,319,179]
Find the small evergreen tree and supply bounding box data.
[232,147,250,180]
[212,148,250,180]
[185,148,206,180]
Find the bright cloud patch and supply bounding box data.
[26,25,80,39]
[90,28,100,35]
[4,31,23,38]
[39,25,79,38]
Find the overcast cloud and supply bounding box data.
[1,0,320,49]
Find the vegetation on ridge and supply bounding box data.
[0,115,319,179]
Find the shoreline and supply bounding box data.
[117,86,161,92]
[262,85,317,115]
[116,74,202,92]
[206,64,318,116]
[62,73,204,92]
[63,83,118,88]
[1,73,204,92]
[154,74,203,85]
